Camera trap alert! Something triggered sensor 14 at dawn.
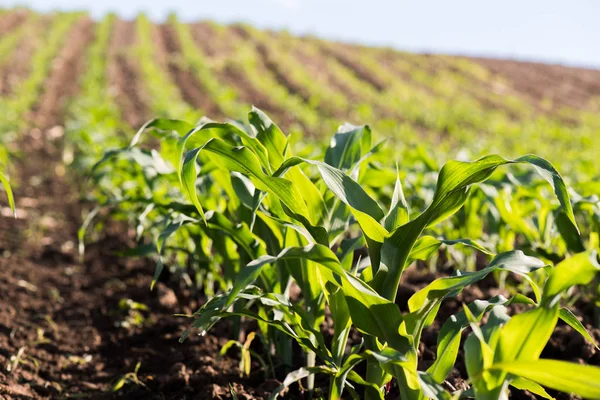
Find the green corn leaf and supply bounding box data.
[543,250,600,304]
[274,156,386,263]
[269,366,334,400]
[490,359,600,399]
[275,157,384,221]
[365,348,421,398]
[130,118,195,148]
[248,106,288,169]
[384,171,409,231]
[555,211,585,253]
[403,251,544,353]
[496,305,559,363]
[330,353,375,400]
[326,282,351,365]
[408,251,545,313]
[230,172,256,208]
[408,236,494,265]
[181,138,330,243]
[418,371,452,400]
[559,308,599,349]
[0,170,15,217]
[510,377,554,399]
[178,123,328,244]
[427,295,533,383]
[204,210,267,257]
[346,370,385,400]
[249,107,327,224]
[324,123,372,171]
[220,244,411,353]
[375,154,577,301]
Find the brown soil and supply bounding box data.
[472,57,600,112]
[0,9,28,36]
[157,23,222,118]
[106,19,150,128]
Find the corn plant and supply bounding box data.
[96,107,600,399]
[0,150,15,216]
[458,251,600,400]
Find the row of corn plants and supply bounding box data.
[134,14,199,121]
[0,12,36,213]
[167,15,247,120]
[272,32,441,153]
[0,13,39,68]
[277,35,598,185]
[88,104,600,399]
[340,43,600,182]
[65,14,128,171]
[0,12,80,215]
[0,12,80,135]
[210,23,336,135]
[239,26,353,121]
[25,13,595,398]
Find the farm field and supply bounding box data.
[0,8,600,400]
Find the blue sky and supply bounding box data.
[3,0,599,68]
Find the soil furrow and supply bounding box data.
[474,57,600,111]
[107,19,150,128]
[0,9,28,35]
[157,23,222,118]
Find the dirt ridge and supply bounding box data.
[157,23,222,118]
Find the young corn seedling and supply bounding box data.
[0,149,15,216]
[96,107,598,399]
[459,251,600,400]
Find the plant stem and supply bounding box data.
[364,337,386,400]
[594,275,600,329]
[306,351,315,393]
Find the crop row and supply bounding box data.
[1,10,600,399]
[3,11,596,183]
[87,105,600,399]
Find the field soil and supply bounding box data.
[1,14,599,400]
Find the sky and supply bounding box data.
[3,0,599,68]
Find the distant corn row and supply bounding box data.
[1,11,599,184]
